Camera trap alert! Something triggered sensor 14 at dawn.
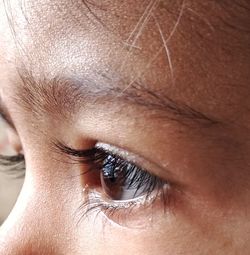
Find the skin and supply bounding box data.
[0,0,250,254]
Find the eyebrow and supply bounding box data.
[15,68,219,127]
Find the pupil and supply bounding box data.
[100,154,153,201]
[103,164,117,183]
[103,155,119,183]
[101,155,125,200]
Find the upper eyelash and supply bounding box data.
[54,141,170,216]
[103,156,164,198]
[54,141,165,195]
[53,141,103,163]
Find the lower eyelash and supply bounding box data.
[0,154,25,178]
[76,183,172,228]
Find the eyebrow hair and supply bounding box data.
[15,67,219,127]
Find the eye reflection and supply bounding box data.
[101,155,126,200]
[99,152,165,202]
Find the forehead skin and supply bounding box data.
[0,0,250,122]
[0,1,250,255]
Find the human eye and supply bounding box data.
[54,141,174,228]
[0,111,25,177]
[0,153,25,176]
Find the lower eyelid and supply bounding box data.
[80,184,173,229]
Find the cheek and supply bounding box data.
[1,158,246,255]
[75,211,228,255]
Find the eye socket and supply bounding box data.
[0,114,25,176]
[53,141,175,226]
[55,141,169,204]
[0,114,25,226]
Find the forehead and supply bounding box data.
[0,0,250,121]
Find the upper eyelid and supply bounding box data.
[53,140,128,163]
[96,143,138,164]
[53,140,146,173]
[53,140,173,184]
[54,141,165,191]
[54,140,139,163]
[53,140,97,158]
[96,143,174,182]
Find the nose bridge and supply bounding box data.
[0,205,58,255]
[0,201,41,255]
[0,235,53,255]
[0,232,35,255]
[0,216,33,255]
[0,184,27,254]
[0,180,77,255]
[0,166,80,255]
[0,181,56,255]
